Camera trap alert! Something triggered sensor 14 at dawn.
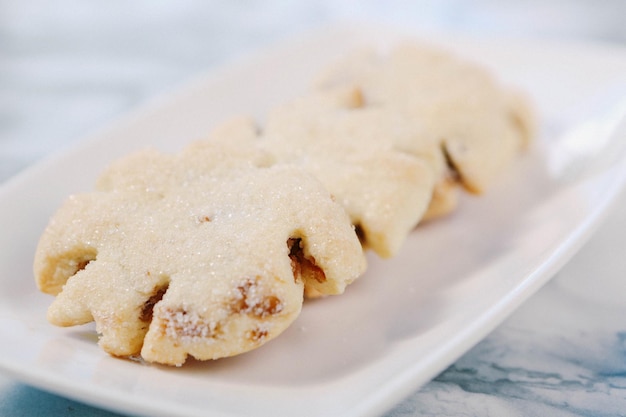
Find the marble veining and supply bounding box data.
[386,196,626,416]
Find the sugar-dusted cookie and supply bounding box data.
[214,87,438,259]
[259,86,440,258]
[316,43,535,203]
[34,141,366,366]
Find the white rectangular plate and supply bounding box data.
[1,24,626,417]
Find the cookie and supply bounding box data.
[211,86,437,259]
[259,86,440,258]
[316,43,535,206]
[34,140,366,366]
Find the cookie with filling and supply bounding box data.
[316,43,535,215]
[262,86,440,257]
[34,140,366,366]
[216,86,438,258]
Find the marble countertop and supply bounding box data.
[2,1,626,416]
